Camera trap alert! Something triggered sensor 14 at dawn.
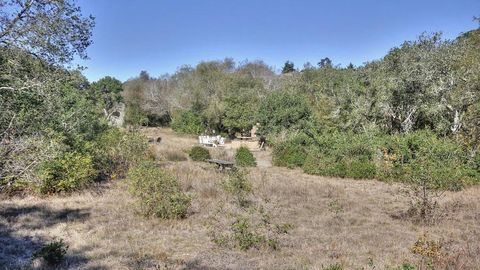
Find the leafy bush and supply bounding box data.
[128,161,190,219]
[272,134,310,168]
[345,159,377,179]
[235,146,256,167]
[189,146,211,161]
[32,240,68,266]
[92,128,149,178]
[297,130,476,190]
[124,104,148,126]
[37,152,95,194]
[212,213,282,251]
[171,110,204,134]
[257,91,313,135]
[223,170,252,206]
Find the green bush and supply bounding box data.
[171,110,204,134]
[32,240,68,266]
[303,153,347,177]
[257,91,313,135]
[189,146,211,161]
[37,152,95,194]
[231,217,271,250]
[124,104,148,126]
[345,159,377,179]
[272,133,311,168]
[128,161,190,219]
[235,146,256,167]
[223,170,252,206]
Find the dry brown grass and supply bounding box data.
[1,128,480,269]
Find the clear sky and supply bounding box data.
[75,0,480,82]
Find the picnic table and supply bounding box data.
[207,159,235,171]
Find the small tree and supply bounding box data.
[281,61,295,73]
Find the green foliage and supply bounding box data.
[322,264,343,270]
[272,133,311,168]
[171,110,204,134]
[231,216,274,250]
[124,104,148,126]
[37,152,95,194]
[294,130,476,189]
[282,61,295,73]
[258,92,313,135]
[128,161,190,219]
[235,146,256,167]
[89,76,123,117]
[32,240,68,266]
[189,146,211,161]
[223,91,259,133]
[92,129,149,177]
[223,170,252,206]
[212,212,282,251]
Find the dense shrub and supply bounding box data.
[128,161,190,219]
[378,131,477,190]
[272,133,311,168]
[189,146,211,161]
[37,152,95,194]
[235,146,256,167]
[93,129,149,177]
[345,159,377,179]
[32,240,68,266]
[124,104,148,126]
[296,130,477,190]
[171,110,204,134]
[257,91,313,135]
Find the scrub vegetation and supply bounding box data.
[1,1,480,269]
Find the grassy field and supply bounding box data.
[1,128,479,269]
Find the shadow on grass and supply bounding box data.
[0,204,91,269]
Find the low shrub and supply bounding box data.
[235,146,256,167]
[211,213,283,251]
[189,146,211,161]
[32,240,68,266]
[223,170,252,206]
[128,161,190,219]
[37,152,95,194]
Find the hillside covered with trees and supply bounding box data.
[123,25,480,190]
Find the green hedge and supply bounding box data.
[273,130,479,190]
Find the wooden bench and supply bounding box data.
[207,159,235,171]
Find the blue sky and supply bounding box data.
[75,0,480,82]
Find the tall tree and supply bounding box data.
[0,0,95,64]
